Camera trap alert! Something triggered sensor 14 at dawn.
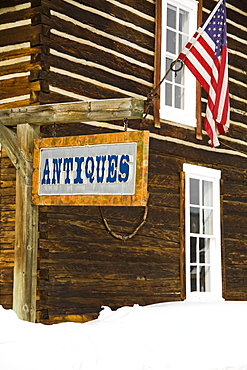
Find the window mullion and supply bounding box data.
[196,236,200,292]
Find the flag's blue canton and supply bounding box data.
[205,1,227,58]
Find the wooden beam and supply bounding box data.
[0,98,144,127]
[0,120,32,183]
[13,124,40,322]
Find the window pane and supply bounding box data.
[190,266,197,292]
[203,180,213,206]
[190,237,197,263]
[190,207,199,233]
[175,86,184,109]
[190,178,199,205]
[166,58,173,82]
[167,4,176,29]
[200,266,211,292]
[179,34,188,54]
[203,209,213,234]
[179,9,189,33]
[165,82,172,106]
[175,66,184,85]
[199,238,210,263]
[166,29,176,54]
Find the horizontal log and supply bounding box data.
[0,7,32,25]
[0,25,33,47]
[0,295,13,308]
[46,0,154,51]
[0,97,144,126]
[0,76,30,100]
[47,52,152,95]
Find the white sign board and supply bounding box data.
[39,143,137,195]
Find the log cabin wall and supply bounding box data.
[0,0,247,323]
[0,0,47,309]
[37,0,155,103]
[37,0,247,323]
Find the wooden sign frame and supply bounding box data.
[32,131,149,206]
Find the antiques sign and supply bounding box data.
[32,131,149,206]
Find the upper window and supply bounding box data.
[160,0,198,126]
[183,164,223,301]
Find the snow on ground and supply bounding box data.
[1,300,247,370]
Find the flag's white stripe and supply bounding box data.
[217,62,229,123]
[200,32,215,54]
[206,105,220,147]
[185,52,211,87]
[192,39,214,69]
[212,60,219,83]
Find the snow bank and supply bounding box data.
[1,301,247,369]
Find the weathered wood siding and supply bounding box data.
[36,0,155,103]
[0,1,31,110]
[37,0,247,323]
[0,1,28,307]
[0,0,247,323]
[37,124,182,323]
[0,148,16,309]
[0,0,48,109]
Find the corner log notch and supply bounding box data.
[0,98,144,322]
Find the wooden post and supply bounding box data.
[13,124,40,322]
[153,0,162,128]
[180,171,186,300]
[195,0,203,140]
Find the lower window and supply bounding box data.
[183,164,223,301]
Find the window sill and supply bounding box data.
[186,294,225,302]
[160,109,196,127]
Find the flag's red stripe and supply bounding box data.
[184,58,210,92]
[213,47,228,121]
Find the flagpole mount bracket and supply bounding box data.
[170,59,184,77]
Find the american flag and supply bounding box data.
[179,0,230,147]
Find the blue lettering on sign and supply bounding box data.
[40,152,134,188]
[74,157,84,184]
[96,155,106,183]
[106,155,118,183]
[118,155,130,183]
[64,157,73,184]
[41,158,51,184]
[85,156,95,184]
[52,158,62,184]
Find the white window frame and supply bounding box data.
[160,0,198,126]
[183,163,223,301]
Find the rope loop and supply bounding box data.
[99,194,149,241]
